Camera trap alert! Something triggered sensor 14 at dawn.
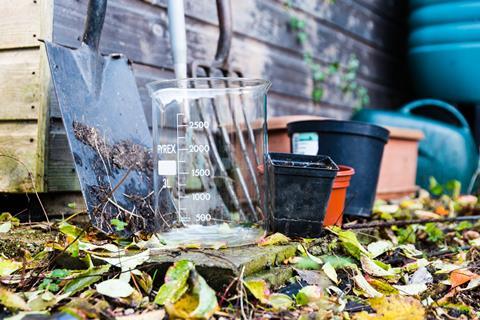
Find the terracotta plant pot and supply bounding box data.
[324,165,355,226]
[268,115,324,153]
[376,127,424,200]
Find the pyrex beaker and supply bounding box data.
[147,78,270,246]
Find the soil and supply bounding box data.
[73,122,153,174]
[72,122,176,235]
[0,226,57,258]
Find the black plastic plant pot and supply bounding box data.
[266,152,338,237]
[287,120,389,218]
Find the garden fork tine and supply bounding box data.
[212,0,262,214]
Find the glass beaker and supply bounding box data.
[147,78,270,247]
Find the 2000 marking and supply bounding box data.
[189,121,209,129]
[189,144,210,153]
[192,168,210,177]
[196,213,212,222]
[192,193,211,201]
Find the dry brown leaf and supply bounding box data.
[450,269,478,288]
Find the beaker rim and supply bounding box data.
[146,77,271,96]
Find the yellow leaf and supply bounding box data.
[258,233,290,246]
[0,287,30,311]
[353,295,425,320]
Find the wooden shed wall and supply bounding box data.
[45,0,408,192]
[0,0,52,193]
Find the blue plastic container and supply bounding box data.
[409,42,480,102]
[410,1,480,27]
[352,99,479,193]
[409,23,480,47]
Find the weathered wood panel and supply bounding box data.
[0,0,52,193]
[0,122,38,192]
[0,0,42,50]
[46,0,408,191]
[0,50,40,120]
[45,119,80,192]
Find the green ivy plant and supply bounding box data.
[285,1,370,109]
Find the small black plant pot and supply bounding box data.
[266,152,338,238]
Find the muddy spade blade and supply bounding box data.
[44,0,173,235]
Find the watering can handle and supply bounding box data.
[82,0,107,52]
[214,0,233,66]
[399,99,470,130]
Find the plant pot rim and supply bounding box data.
[333,165,355,189]
[268,115,325,130]
[287,120,390,143]
[385,126,424,141]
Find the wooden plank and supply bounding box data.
[280,0,404,54]
[45,119,80,192]
[35,0,54,192]
[353,0,407,23]
[0,122,38,193]
[53,0,401,86]
[0,0,41,50]
[52,1,404,105]
[0,50,40,120]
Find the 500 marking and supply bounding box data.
[192,193,211,201]
[196,213,212,222]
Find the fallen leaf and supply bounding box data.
[375,204,399,214]
[267,293,293,310]
[258,233,290,246]
[459,277,480,291]
[409,267,433,285]
[0,221,12,233]
[402,258,430,272]
[322,262,339,284]
[435,206,449,216]
[63,265,110,296]
[432,260,466,274]
[457,195,478,206]
[328,227,370,259]
[58,221,84,239]
[96,279,134,298]
[353,295,425,320]
[0,286,30,311]
[295,269,332,288]
[292,256,321,270]
[116,310,166,320]
[4,312,49,320]
[320,255,356,269]
[27,291,57,311]
[450,269,478,288]
[367,240,394,258]
[414,210,441,220]
[0,257,22,276]
[360,256,396,278]
[93,249,150,282]
[393,283,428,296]
[155,260,194,305]
[296,285,324,306]
[165,270,218,319]
[244,279,270,302]
[366,277,399,295]
[353,273,382,298]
